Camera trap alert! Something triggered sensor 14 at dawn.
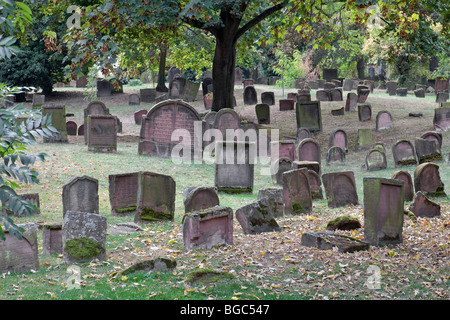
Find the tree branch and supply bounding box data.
[235,1,287,40]
[181,16,220,37]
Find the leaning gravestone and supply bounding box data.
[0,225,39,273]
[345,92,358,112]
[109,172,139,216]
[62,176,99,217]
[62,211,107,264]
[183,206,234,250]
[414,138,442,164]
[392,139,417,167]
[414,88,425,98]
[376,111,393,131]
[87,115,117,153]
[183,186,220,213]
[214,141,255,193]
[363,178,404,246]
[322,171,358,208]
[257,188,284,218]
[271,157,292,185]
[282,168,312,215]
[42,105,68,143]
[414,162,446,197]
[261,92,275,105]
[391,170,414,201]
[243,85,258,105]
[135,171,176,223]
[432,107,450,131]
[181,80,201,102]
[408,191,441,218]
[255,103,270,124]
[295,101,322,132]
[357,88,370,103]
[139,100,202,159]
[365,148,387,171]
[235,198,281,234]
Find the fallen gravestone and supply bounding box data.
[235,198,281,234]
[301,232,369,253]
[326,215,361,231]
[119,258,176,276]
[108,222,144,236]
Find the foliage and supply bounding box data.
[0,83,57,240]
[272,49,305,88]
[431,53,450,80]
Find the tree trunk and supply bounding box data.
[357,57,365,79]
[156,45,168,92]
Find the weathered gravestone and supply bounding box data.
[414,162,446,197]
[297,89,311,102]
[235,198,281,234]
[134,171,176,223]
[432,107,450,131]
[287,92,297,100]
[322,171,358,208]
[139,100,202,159]
[108,172,139,216]
[295,101,322,132]
[420,131,443,149]
[255,103,270,124]
[301,231,369,253]
[87,115,117,153]
[357,88,370,103]
[168,67,182,84]
[257,188,284,218]
[296,127,310,144]
[291,160,321,175]
[62,176,99,217]
[202,77,213,96]
[243,85,258,105]
[307,80,318,89]
[329,128,348,152]
[324,82,336,89]
[129,93,140,105]
[408,191,441,218]
[358,104,372,121]
[435,77,449,92]
[181,80,201,102]
[271,157,292,185]
[363,178,404,246]
[42,223,63,255]
[414,88,425,98]
[234,67,243,84]
[134,109,148,125]
[355,128,373,151]
[326,146,346,166]
[414,138,442,164]
[386,81,398,95]
[203,92,213,109]
[436,91,449,103]
[42,105,68,143]
[323,69,338,82]
[261,92,275,105]
[396,88,408,97]
[345,92,358,112]
[365,148,387,171]
[343,79,354,91]
[62,211,107,264]
[213,108,241,141]
[376,111,393,131]
[391,170,414,201]
[392,139,417,167]
[183,186,220,213]
[214,141,255,193]
[183,206,233,250]
[296,138,321,164]
[316,89,331,101]
[0,224,39,273]
[97,79,111,97]
[32,94,45,109]
[279,99,295,111]
[66,121,78,136]
[203,111,217,131]
[169,78,186,99]
[307,169,323,200]
[140,88,157,103]
[282,168,312,215]
[83,101,110,143]
[271,140,295,162]
[77,124,84,136]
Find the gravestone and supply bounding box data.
[0,226,39,273]
[83,101,110,143]
[202,77,213,96]
[392,140,417,167]
[271,157,292,185]
[329,128,348,151]
[414,162,446,197]
[261,92,275,105]
[42,223,63,255]
[255,103,270,124]
[42,105,68,143]
[77,124,84,136]
[435,77,448,92]
[287,92,297,100]
[376,111,393,130]
[365,148,387,171]
[386,81,398,95]
[168,66,181,84]
[414,88,425,98]
[183,206,233,250]
[396,88,408,96]
[363,178,404,246]
[169,77,186,99]
[323,82,335,89]
[235,198,281,234]
[391,170,414,201]
[301,231,369,253]
[357,88,370,103]
[414,138,442,164]
[322,171,358,208]
[297,89,311,101]
[32,94,45,109]
[433,107,450,130]
[343,79,354,91]
[62,176,99,216]
[355,128,373,151]
[66,121,78,136]
[316,89,331,101]
[213,108,241,141]
[108,172,139,216]
[62,211,107,264]
[420,131,443,149]
[183,186,220,213]
[139,100,202,158]
[295,101,322,132]
[271,140,295,162]
[330,88,343,101]
[243,85,258,105]
[291,160,320,175]
[326,146,346,165]
[234,68,243,84]
[203,92,213,109]
[296,138,321,164]
[181,80,201,102]
[87,115,117,153]
[331,107,344,116]
[345,92,358,112]
[279,99,295,111]
[134,109,148,125]
[408,191,441,218]
[358,104,372,121]
[296,127,310,144]
[129,93,140,105]
[243,79,254,88]
[257,188,284,218]
[135,171,176,223]
[307,170,323,200]
[203,111,217,131]
[282,168,312,215]
[436,91,449,103]
[308,80,319,89]
[214,141,255,193]
[140,88,157,103]
[97,79,111,97]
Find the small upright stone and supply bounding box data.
[235,199,281,234]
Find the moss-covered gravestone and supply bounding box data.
[62,211,106,264]
[414,138,442,164]
[109,172,139,216]
[363,178,404,246]
[135,171,176,223]
[322,171,358,208]
[392,140,417,167]
[295,101,322,133]
[42,105,68,143]
[255,103,271,124]
[282,168,312,215]
[257,188,284,218]
[414,162,446,197]
[355,128,373,152]
[301,231,369,253]
[365,148,387,171]
[235,198,281,234]
[183,186,220,214]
